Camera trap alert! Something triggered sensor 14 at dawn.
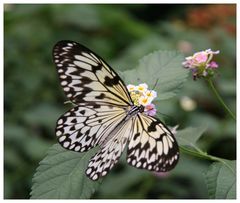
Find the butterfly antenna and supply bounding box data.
[152,78,159,91]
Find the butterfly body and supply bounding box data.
[53,40,179,180]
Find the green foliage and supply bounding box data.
[204,161,236,199]
[122,51,188,100]
[4,4,235,199]
[30,144,101,199]
[176,126,207,146]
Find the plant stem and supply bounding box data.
[180,146,235,174]
[207,79,236,121]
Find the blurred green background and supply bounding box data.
[4,4,236,199]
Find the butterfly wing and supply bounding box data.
[86,117,136,180]
[127,114,179,172]
[56,105,128,152]
[53,40,132,107]
[53,40,133,153]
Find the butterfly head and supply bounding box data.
[127,83,157,116]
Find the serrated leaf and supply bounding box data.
[176,126,207,147]
[121,50,188,100]
[30,144,101,199]
[204,160,236,199]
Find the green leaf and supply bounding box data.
[30,144,101,199]
[176,126,207,147]
[99,165,147,197]
[121,50,188,100]
[204,160,236,199]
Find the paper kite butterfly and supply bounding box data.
[53,40,179,181]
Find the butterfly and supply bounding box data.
[53,40,179,181]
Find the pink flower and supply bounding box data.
[207,61,219,69]
[194,51,208,63]
[182,49,220,80]
[144,103,157,116]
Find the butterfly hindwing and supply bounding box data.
[53,41,132,107]
[127,114,179,172]
[56,105,128,152]
[86,117,135,180]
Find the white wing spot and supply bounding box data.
[61,81,68,86]
[162,136,169,155]
[92,174,98,180]
[56,130,62,136]
[102,171,107,176]
[58,119,63,125]
[59,136,66,142]
[136,162,141,168]
[63,141,70,148]
[60,75,67,79]
[69,144,75,149]
[86,168,92,175]
[64,87,70,92]
[65,112,71,116]
[74,146,81,151]
[132,159,136,166]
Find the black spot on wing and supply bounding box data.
[95,93,105,99]
[147,121,158,132]
[80,110,86,114]
[133,132,140,141]
[104,76,120,86]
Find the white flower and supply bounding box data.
[127,84,136,92]
[136,83,148,93]
[139,96,152,106]
[144,90,157,99]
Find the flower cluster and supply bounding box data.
[127,83,157,116]
[182,49,220,80]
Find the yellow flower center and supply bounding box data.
[138,86,144,91]
[141,98,148,104]
[146,92,152,97]
[130,92,141,106]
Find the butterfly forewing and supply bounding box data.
[127,114,179,172]
[53,41,132,107]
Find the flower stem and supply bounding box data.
[207,79,236,121]
[180,146,235,174]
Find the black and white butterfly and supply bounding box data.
[53,40,179,181]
